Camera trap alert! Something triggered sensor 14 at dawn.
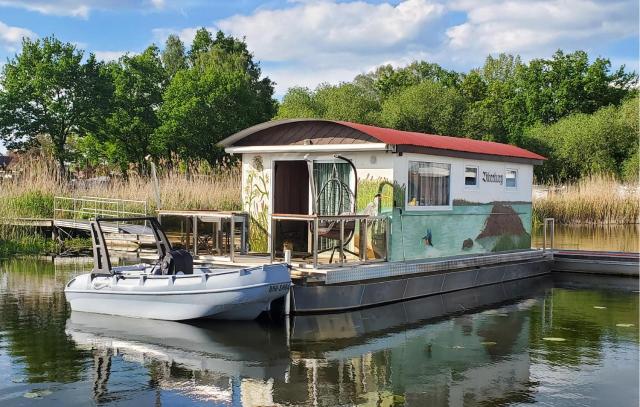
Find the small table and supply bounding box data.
[157,210,248,262]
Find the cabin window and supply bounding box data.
[407,161,451,208]
[465,166,479,187]
[506,169,518,188]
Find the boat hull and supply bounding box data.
[64,264,291,321]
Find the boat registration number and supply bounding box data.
[269,283,290,293]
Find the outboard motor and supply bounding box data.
[160,249,194,275]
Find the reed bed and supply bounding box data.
[533,175,639,225]
[0,156,242,221]
[0,157,241,256]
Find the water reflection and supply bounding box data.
[532,224,639,252]
[66,314,289,404]
[0,258,638,406]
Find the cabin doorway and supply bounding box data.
[273,160,310,254]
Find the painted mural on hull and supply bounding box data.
[389,202,532,262]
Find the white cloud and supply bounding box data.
[0,0,173,18]
[154,0,445,94]
[152,26,201,46]
[152,0,638,94]
[217,0,444,63]
[446,0,638,62]
[0,20,36,51]
[93,50,131,61]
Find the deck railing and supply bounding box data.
[53,196,148,229]
[270,213,390,268]
[542,217,555,257]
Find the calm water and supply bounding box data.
[0,258,638,406]
[532,224,639,252]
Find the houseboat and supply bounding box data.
[216,119,552,313]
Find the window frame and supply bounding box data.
[464,165,480,190]
[405,160,453,211]
[505,168,518,190]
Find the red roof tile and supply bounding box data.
[337,121,546,161]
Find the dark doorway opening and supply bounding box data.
[273,160,309,254]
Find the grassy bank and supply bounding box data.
[0,232,56,257]
[0,224,92,258]
[533,175,639,225]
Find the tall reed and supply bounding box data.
[533,174,639,225]
[0,156,242,221]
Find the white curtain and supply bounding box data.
[408,161,450,206]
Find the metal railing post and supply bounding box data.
[339,219,345,266]
[385,217,390,261]
[270,217,276,264]
[543,218,555,258]
[550,218,555,253]
[361,219,367,262]
[229,215,234,263]
[313,217,319,269]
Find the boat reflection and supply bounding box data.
[66,276,554,406]
[286,276,552,406]
[66,314,290,404]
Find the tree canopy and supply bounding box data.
[0,37,112,175]
[277,51,638,181]
[156,33,276,167]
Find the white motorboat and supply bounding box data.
[65,217,291,320]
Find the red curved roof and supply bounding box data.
[337,121,546,161]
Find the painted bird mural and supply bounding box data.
[422,229,433,247]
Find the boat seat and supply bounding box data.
[160,249,194,275]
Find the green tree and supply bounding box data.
[381,81,465,135]
[516,50,637,125]
[157,41,276,166]
[188,27,214,65]
[461,54,526,143]
[104,45,167,175]
[162,34,187,79]
[356,61,460,99]
[314,82,381,124]
[524,96,639,182]
[0,37,112,176]
[275,87,323,119]
[276,82,381,124]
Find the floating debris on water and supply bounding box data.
[616,323,635,328]
[593,306,607,309]
[23,389,52,399]
[481,341,497,346]
[542,337,566,342]
[452,345,465,349]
